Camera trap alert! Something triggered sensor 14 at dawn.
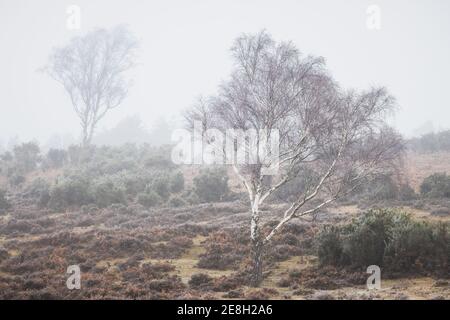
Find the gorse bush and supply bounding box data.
[24,178,50,199]
[420,173,450,198]
[90,178,127,208]
[49,172,137,209]
[44,149,67,169]
[182,189,200,205]
[384,219,449,273]
[341,174,401,202]
[90,169,153,198]
[362,174,399,201]
[398,183,418,201]
[12,142,41,174]
[0,189,11,213]
[316,225,344,266]
[193,168,229,203]
[188,273,213,289]
[48,173,92,210]
[30,144,184,210]
[342,173,418,202]
[343,210,398,267]
[317,209,449,276]
[8,173,26,186]
[150,175,171,200]
[24,178,51,208]
[143,147,176,169]
[168,195,187,208]
[169,172,184,193]
[137,191,162,208]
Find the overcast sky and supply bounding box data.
[1,0,449,146]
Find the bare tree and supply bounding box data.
[44,26,138,146]
[185,31,404,286]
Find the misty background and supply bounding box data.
[1,0,450,150]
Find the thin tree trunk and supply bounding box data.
[250,202,264,287]
[82,124,89,147]
[250,237,264,287]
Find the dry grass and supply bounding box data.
[401,206,450,222]
[137,235,235,285]
[405,151,450,191]
[0,150,448,299]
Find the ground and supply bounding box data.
[0,196,448,299]
[0,151,448,299]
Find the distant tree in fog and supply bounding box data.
[46,133,76,150]
[148,117,175,146]
[93,116,174,147]
[44,26,138,147]
[185,31,404,286]
[408,130,450,153]
[93,115,151,146]
[13,142,41,173]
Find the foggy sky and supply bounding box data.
[1,0,450,147]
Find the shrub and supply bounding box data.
[245,288,277,300]
[8,173,25,186]
[398,183,417,201]
[141,262,175,278]
[182,189,200,205]
[13,142,41,173]
[90,179,126,208]
[24,178,49,198]
[197,231,244,270]
[0,189,11,213]
[420,173,450,198]
[317,209,398,268]
[90,170,153,197]
[384,221,449,274]
[118,171,151,196]
[348,174,406,201]
[143,148,175,169]
[24,178,51,207]
[48,174,92,209]
[45,149,67,168]
[0,151,13,162]
[0,247,9,262]
[212,275,242,292]
[147,276,184,291]
[168,195,187,208]
[193,168,229,202]
[137,191,162,208]
[188,273,213,289]
[343,210,397,267]
[170,172,185,193]
[277,277,291,287]
[368,175,399,201]
[317,209,449,275]
[67,145,85,165]
[268,244,301,262]
[150,175,170,200]
[222,289,243,298]
[317,226,344,266]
